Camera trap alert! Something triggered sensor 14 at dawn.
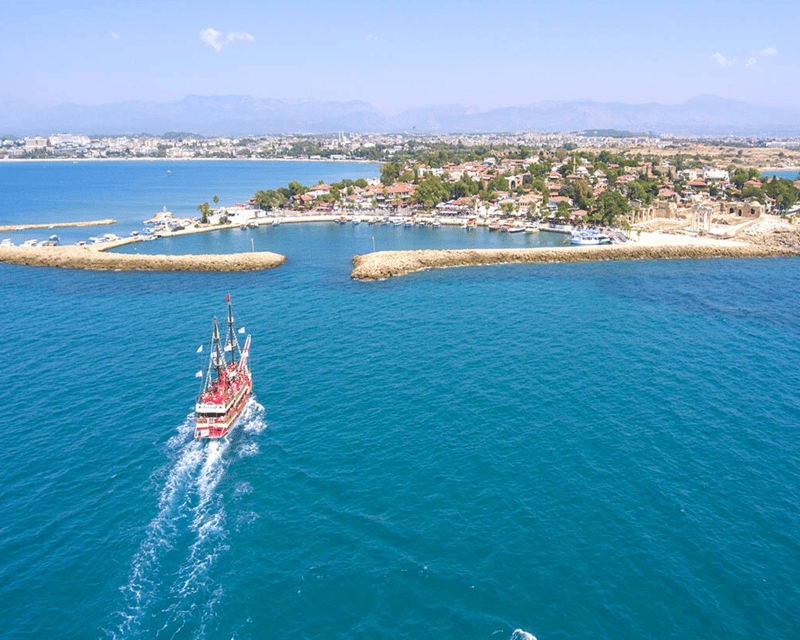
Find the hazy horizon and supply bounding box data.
[3,0,798,114]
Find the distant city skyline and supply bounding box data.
[2,0,798,113]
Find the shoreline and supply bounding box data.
[0,157,379,164]
[351,235,800,280]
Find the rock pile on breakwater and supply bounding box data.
[0,219,116,233]
[0,245,286,272]
[351,244,800,280]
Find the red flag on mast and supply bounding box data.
[225,293,230,301]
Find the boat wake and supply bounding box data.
[109,399,266,639]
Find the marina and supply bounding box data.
[2,159,800,640]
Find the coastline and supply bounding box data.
[351,234,800,280]
[0,157,379,164]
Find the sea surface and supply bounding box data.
[1,162,799,640]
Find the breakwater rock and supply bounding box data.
[0,219,116,233]
[0,245,286,272]
[351,244,800,280]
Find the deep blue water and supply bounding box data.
[0,160,380,243]
[1,162,799,640]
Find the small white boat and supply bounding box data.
[0,239,13,247]
[432,219,441,228]
[22,239,38,247]
[272,218,281,226]
[352,216,361,225]
[569,231,610,245]
[508,226,525,234]
[525,222,540,234]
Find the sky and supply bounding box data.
[1,0,798,113]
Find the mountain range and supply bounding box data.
[2,94,799,137]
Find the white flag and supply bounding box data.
[196,344,203,353]
[238,327,245,334]
[195,370,203,378]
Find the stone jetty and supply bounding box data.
[0,245,286,272]
[0,219,116,233]
[351,243,800,281]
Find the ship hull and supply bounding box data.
[194,378,252,439]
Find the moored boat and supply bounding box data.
[194,297,252,439]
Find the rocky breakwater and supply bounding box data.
[0,244,286,272]
[0,218,116,233]
[351,243,800,281]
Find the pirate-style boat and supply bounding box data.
[194,297,252,439]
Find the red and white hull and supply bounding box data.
[194,374,252,439]
[195,331,253,440]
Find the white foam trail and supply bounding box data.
[113,414,203,638]
[510,630,537,640]
[112,400,266,639]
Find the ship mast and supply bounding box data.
[212,316,224,381]
[227,298,238,365]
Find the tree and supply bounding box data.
[561,179,593,210]
[414,176,451,207]
[487,175,508,192]
[556,201,570,218]
[763,178,798,211]
[288,180,307,197]
[380,162,401,186]
[213,194,219,204]
[254,189,283,211]
[197,202,210,224]
[355,178,368,188]
[591,190,629,226]
[732,168,749,189]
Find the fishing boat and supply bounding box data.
[194,297,252,439]
[508,226,525,233]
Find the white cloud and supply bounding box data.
[756,46,778,57]
[711,52,733,67]
[110,31,120,41]
[746,57,757,68]
[200,28,254,51]
[200,28,224,51]
[366,34,379,41]
[226,32,254,44]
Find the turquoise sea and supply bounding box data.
[1,162,799,640]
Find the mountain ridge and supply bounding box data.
[3,94,799,136]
